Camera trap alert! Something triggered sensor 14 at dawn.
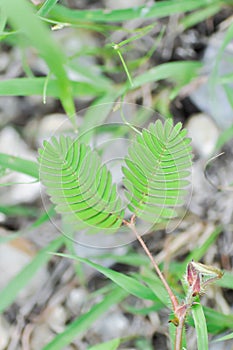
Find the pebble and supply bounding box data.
[186,113,220,158]
[0,234,48,303]
[26,113,76,147]
[0,126,40,204]
[190,32,233,129]
[93,309,129,341]
[46,305,67,333]
[0,316,10,350]
[30,324,54,350]
[66,288,87,315]
[0,97,20,127]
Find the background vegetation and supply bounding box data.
[0,0,233,349]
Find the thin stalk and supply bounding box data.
[125,218,179,311]
[175,317,185,350]
[124,216,191,350]
[113,44,134,87]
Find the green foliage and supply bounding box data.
[39,120,192,230]
[1,1,232,349]
[192,301,209,350]
[87,339,121,350]
[39,136,124,232]
[123,120,192,223]
[0,0,75,121]
[42,286,127,350]
[54,252,157,301]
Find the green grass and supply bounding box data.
[0,0,233,349]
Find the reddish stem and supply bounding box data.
[175,316,185,350]
[125,217,179,311]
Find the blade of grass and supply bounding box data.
[0,153,39,179]
[123,302,162,315]
[223,84,233,109]
[88,339,121,350]
[213,332,233,342]
[48,1,221,24]
[215,124,233,150]
[0,204,37,217]
[90,252,149,267]
[130,61,202,90]
[180,4,221,30]
[53,252,157,301]
[42,286,127,350]
[217,271,233,290]
[0,235,64,313]
[136,267,172,307]
[184,226,222,264]
[204,307,233,334]
[0,6,7,32]
[37,0,59,16]
[1,0,75,122]
[192,301,208,350]
[0,77,107,97]
[78,91,121,143]
[166,226,222,282]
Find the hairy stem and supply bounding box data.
[126,218,179,311]
[175,317,185,350]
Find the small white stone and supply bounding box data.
[31,324,54,350]
[46,306,67,333]
[66,288,87,314]
[0,127,40,204]
[0,316,10,350]
[0,239,48,303]
[93,309,129,341]
[186,113,220,158]
[190,32,233,129]
[28,113,75,147]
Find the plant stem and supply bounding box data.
[175,316,185,350]
[125,218,179,311]
[124,217,189,350]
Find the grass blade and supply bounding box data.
[42,287,127,350]
[53,252,157,301]
[37,0,59,16]
[0,78,106,97]
[180,4,221,30]
[215,124,233,151]
[78,91,121,143]
[88,339,121,350]
[0,236,64,313]
[203,306,233,334]
[1,0,75,120]
[213,332,233,343]
[0,153,39,179]
[192,301,208,350]
[131,61,201,90]
[49,1,219,24]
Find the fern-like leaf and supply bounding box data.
[38,136,124,232]
[122,119,192,223]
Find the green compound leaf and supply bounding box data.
[38,136,124,232]
[123,119,192,224]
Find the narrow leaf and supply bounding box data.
[88,339,121,350]
[53,252,157,301]
[42,287,127,350]
[192,302,208,350]
[0,236,64,313]
[0,153,39,179]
